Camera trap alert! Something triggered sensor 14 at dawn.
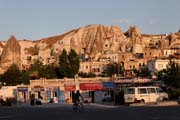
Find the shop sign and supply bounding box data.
[46,86,59,91]
[115,77,152,84]
[133,78,152,83]
[115,78,133,83]
[17,87,28,92]
[102,82,114,89]
[33,86,44,91]
[80,83,103,90]
[64,84,76,91]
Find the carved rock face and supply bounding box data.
[0,24,180,73]
[0,35,21,70]
[65,25,126,57]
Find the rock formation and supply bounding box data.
[0,24,179,73]
[0,35,21,71]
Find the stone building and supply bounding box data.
[143,48,163,59]
[79,60,110,75]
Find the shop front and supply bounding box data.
[45,86,60,103]
[102,82,115,103]
[64,84,76,103]
[31,86,44,102]
[80,83,103,103]
[17,86,28,103]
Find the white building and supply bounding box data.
[147,59,180,72]
[0,86,17,100]
[79,61,109,75]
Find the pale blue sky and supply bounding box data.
[0,0,179,41]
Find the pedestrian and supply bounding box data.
[30,93,35,105]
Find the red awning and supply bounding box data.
[80,83,103,90]
[64,84,76,91]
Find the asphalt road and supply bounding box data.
[0,103,180,120]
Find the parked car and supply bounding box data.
[124,86,168,104]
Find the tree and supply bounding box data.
[104,63,118,77]
[39,64,57,79]
[68,49,80,78]
[2,64,23,85]
[133,66,151,78]
[59,49,69,78]
[59,49,80,78]
[155,69,167,82]
[29,59,44,79]
[164,61,180,88]
[156,60,180,99]
[20,70,30,85]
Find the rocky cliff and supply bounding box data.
[0,24,179,73]
[0,35,21,70]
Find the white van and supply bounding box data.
[124,86,168,103]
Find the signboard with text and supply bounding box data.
[102,82,114,89]
[64,84,76,91]
[80,83,103,90]
[17,87,28,92]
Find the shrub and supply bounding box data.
[167,88,180,99]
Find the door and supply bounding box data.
[137,88,149,103]
[147,88,159,102]
[91,91,95,103]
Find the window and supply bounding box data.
[156,88,164,93]
[148,88,156,93]
[158,64,163,69]
[125,88,135,94]
[54,91,57,97]
[138,88,147,94]
[143,63,145,66]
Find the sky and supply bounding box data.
[0,0,180,41]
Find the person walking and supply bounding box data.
[30,93,35,105]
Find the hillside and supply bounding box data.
[0,24,179,73]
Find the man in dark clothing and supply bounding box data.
[74,90,83,105]
[30,94,35,105]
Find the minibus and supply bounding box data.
[124,86,168,103]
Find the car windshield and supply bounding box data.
[125,88,135,94]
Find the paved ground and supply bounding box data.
[0,103,180,120]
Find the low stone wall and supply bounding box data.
[129,101,179,107]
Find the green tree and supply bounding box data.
[155,69,167,82]
[133,66,151,78]
[68,49,80,78]
[2,64,23,85]
[29,59,43,79]
[20,70,30,85]
[78,72,96,78]
[59,49,80,78]
[59,49,69,78]
[156,61,180,99]
[39,64,57,79]
[104,63,118,77]
[164,61,180,88]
